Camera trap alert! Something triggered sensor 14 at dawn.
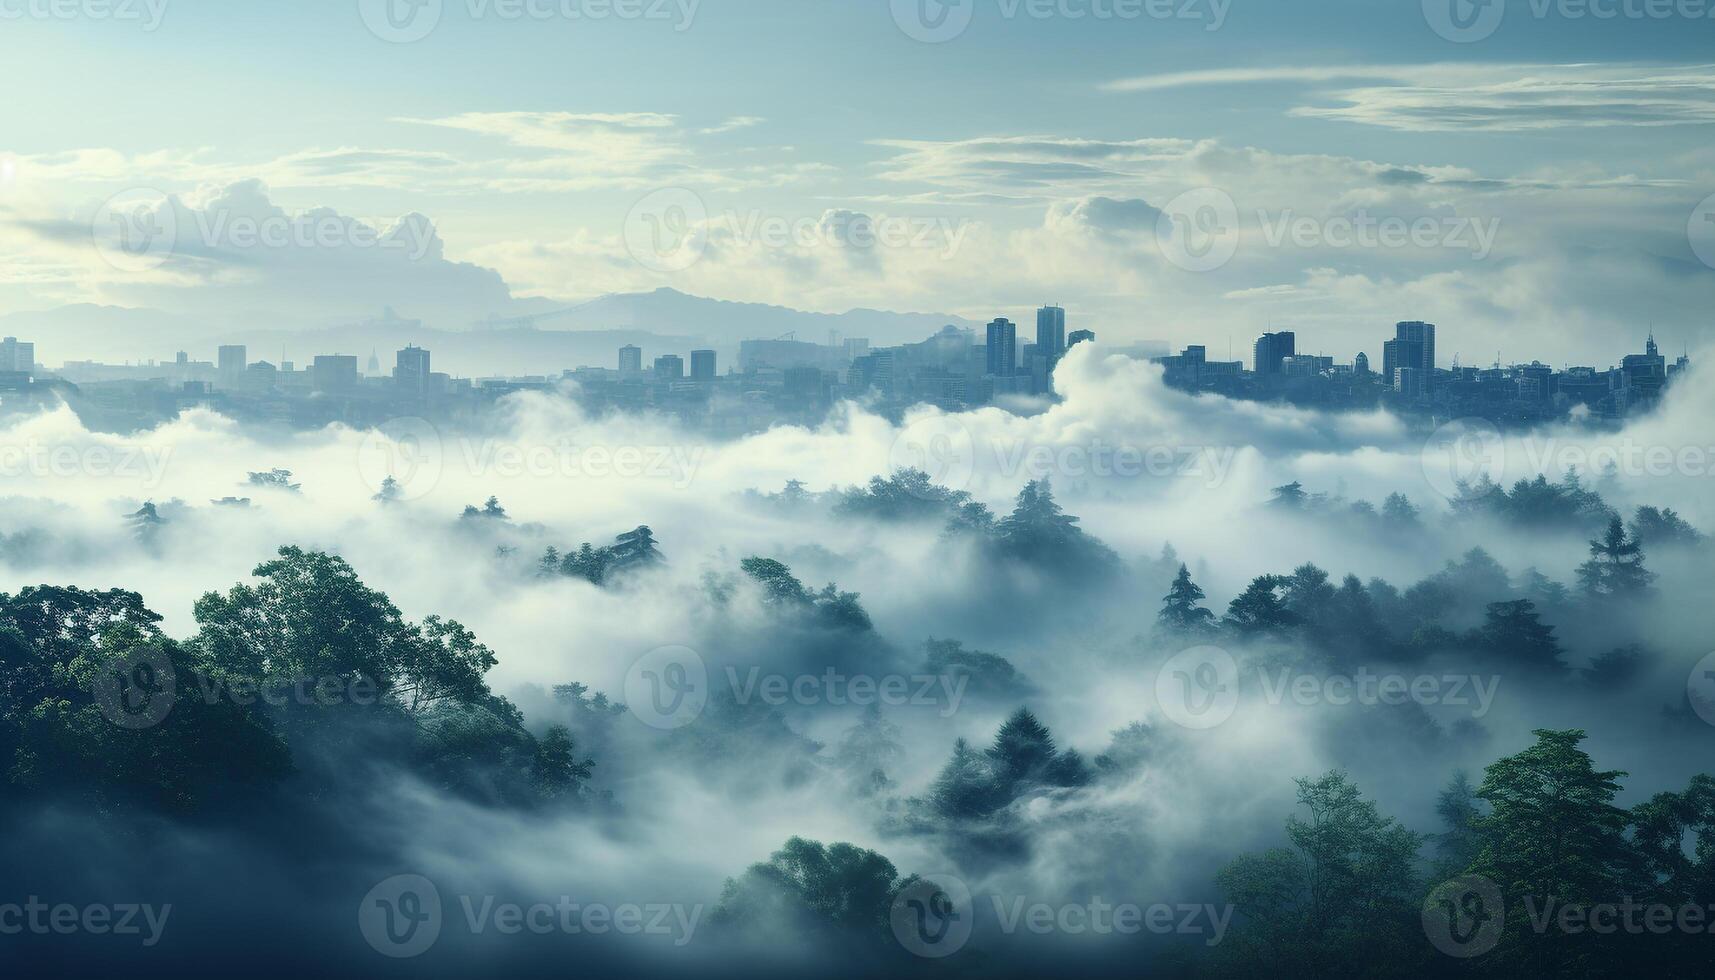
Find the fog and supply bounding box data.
[3,343,1713,976]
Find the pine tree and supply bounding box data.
[1158,564,1215,633]
[1223,575,1299,636]
[929,737,998,820]
[1576,516,1655,599]
[1475,599,1564,671]
[1269,482,1308,509]
[1433,771,1483,876]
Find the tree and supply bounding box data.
[1433,771,1483,877]
[372,476,402,504]
[1380,492,1420,529]
[1576,516,1655,599]
[461,496,508,521]
[740,557,811,606]
[832,704,902,795]
[1158,564,1215,633]
[531,725,594,803]
[1214,772,1424,976]
[247,469,301,492]
[991,478,1119,572]
[928,737,998,820]
[1468,730,1640,973]
[1223,575,1299,636]
[1631,505,1701,549]
[1269,482,1308,509]
[536,547,561,579]
[711,837,918,945]
[1473,599,1564,672]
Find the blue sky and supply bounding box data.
[3,0,1714,363]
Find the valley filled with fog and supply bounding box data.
[4,345,1713,976]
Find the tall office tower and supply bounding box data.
[1252,331,1296,375]
[311,355,359,393]
[654,355,685,381]
[690,349,717,381]
[986,318,1017,377]
[218,345,247,388]
[394,345,432,394]
[1395,321,1436,392]
[619,345,643,378]
[1036,305,1066,361]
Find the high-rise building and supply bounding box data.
[218,345,247,387]
[690,349,717,381]
[1395,321,1436,393]
[1354,352,1371,376]
[394,345,432,394]
[1253,331,1296,375]
[619,345,643,378]
[311,355,358,393]
[986,318,1017,377]
[1035,306,1066,362]
[654,355,685,381]
[0,337,33,375]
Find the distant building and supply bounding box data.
[366,350,382,376]
[1354,351,1371,376]
[654,355,685,381]
[1036,306,1066,362]
[218,345,247,388]
[1253,331,1296,375]
[311,355,358,393]
[986,318,1017,377]
[619,345,643,378]
[1393,321,1437,394]
[395,345,432,395]
[690,350,717,381]
[1068,329,1096,348]
[0,337,34,375]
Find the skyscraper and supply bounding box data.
[1395,321,1436,393]
[0,337,33,375]
[986,318,1017,377]
[218,345,247,388]
[691,349,717,381]
[654,355,685,381]
[619,345,643,378]
[1036,306,1066,362]
[1253,331,1296,375]
[395,345,432,394]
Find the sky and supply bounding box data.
[2,0,1714,365]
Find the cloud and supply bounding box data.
[1104,62,1715,132]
